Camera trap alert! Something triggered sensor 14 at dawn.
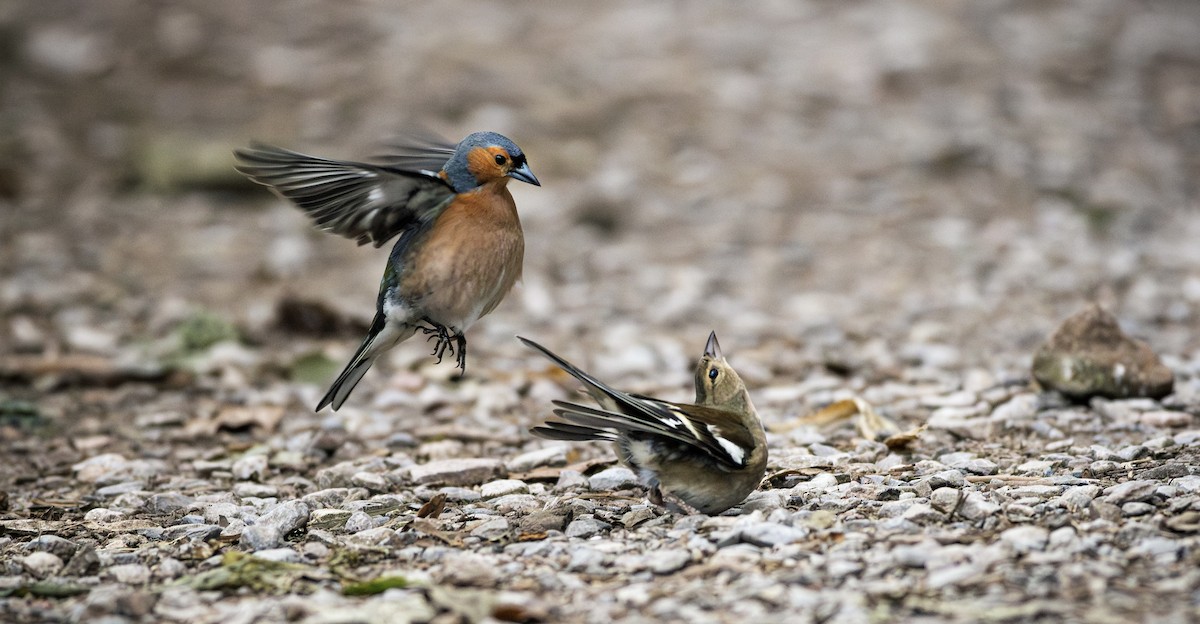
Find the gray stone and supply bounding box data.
[257,500,310,535]
[588,467,640,491]
[405,458,506,486]
[1032,304,1174,400]
[1058,485,1101,512]
[470,517,511,540]
[1122,502,1155,516]
[106,563,151,584]
[251,548,304,563]
[506,446,569,472]
[438,487,481,502]
[350,471,389,492]
[1130,537,1181,562]
[490,494,542,514]
[240,525,282,551]
[929,488,962,514]
[344,511,374,533]
[648,549,691,574]
[1089,500,1123,522]
[232,454,269,481]
[957,492,1000,521]
[566,516,611,539]
[349,526,405,547]
[162,524,222,541]
[903,503,944,524]
[739,491,786,513]
[520,510,570,533]
[21,551,63,579]
[927,561,987,590]
[233,482,280,498]
[1117,445,1150,462]
[481,479,530,499]
[1106,480,1158,505]
[1173,475,1200,494]
[1142,411,1193,428]
[738,521,806,546]
[301,488,353,508]
[308,509,353,530]
[566,547,609,573]
[84,508,126,523]
[24,535,77,560]
[144,493,193,515]
[155,557,187,580]
[1015,460,1056,475]
[554,470,590,491]
[892,544,933,568]
[62,545,100,576]
[955,458,999,475]
[96,481,147,497]
[1001,526,1049,553]
[879,499,919,518]
[201,502,240,524]
[73,453,130,483]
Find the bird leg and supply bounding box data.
[649,485,702,515]
[454,333,467,375]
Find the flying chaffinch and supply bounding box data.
[521,332,767,515]
[235,131,540,411]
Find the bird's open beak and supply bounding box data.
[704,331,722,359]
[508,162,541,186]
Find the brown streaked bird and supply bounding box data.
[521,332,767,515]
[235,131,539,411]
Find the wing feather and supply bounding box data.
[235,143,456,247]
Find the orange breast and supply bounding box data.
[400,180,525,327]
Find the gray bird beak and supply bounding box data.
[704,331,722,359]
[508,161,541,186]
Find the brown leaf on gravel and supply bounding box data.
[492,601,550,623]
[781,397,902,441]
[884,424,927,450]
[410,518,463,546]
[215,405,285,433]
[416,493,447,519]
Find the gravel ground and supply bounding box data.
[3,2,1200,622]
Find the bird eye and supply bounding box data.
[494,154,508,165]
[708,368,719,381]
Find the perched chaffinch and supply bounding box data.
[521,332,767,515]
[235,131,540,411]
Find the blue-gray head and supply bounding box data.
[441,131,540,193]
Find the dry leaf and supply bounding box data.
[215,405,284,433]
[883,424,927,450]
[416,493,447,519]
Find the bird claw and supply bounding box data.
[419,320,467,375]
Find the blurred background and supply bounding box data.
[2,0,1199,414]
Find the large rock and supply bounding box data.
[1032,304,1174,401]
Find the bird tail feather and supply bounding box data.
[317,314,413,411]
[529,420,619,442]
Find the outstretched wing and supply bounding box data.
[519,336,754,468]
[370,128,458,172]
[234,143,456,248]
